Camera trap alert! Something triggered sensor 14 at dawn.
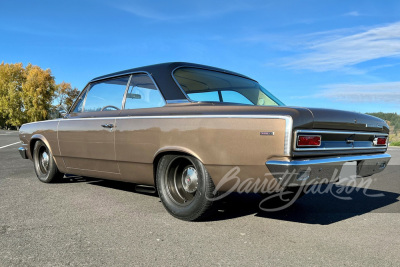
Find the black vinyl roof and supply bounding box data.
[90,62,256,101]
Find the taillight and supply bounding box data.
[297,135,321,147]
[373,137,387,146]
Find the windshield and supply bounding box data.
[173,68,284,106]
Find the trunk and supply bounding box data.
[304,107,388,133]
[288,107,389,157]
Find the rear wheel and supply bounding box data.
[33,140,64,183]
[156,154,217,221]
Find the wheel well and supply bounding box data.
[153,151,196,190]
[30,138,40,156]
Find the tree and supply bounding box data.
[0,62,75,129]
[54,81,80,111]
[0,62,26,128]
[22,64,57,123]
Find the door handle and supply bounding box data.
[101,124,114,128]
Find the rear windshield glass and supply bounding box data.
[173,68,284,106]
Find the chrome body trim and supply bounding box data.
[166,99,190,104]
[69,71,167,114]
[121,75,133,109]
[121,72,167,110]
[266,154,391,187]
[55,114,292,157]
[284,117,293,156]
[295,129,389,136]
[267,154,391,166]
[294,129,389,152]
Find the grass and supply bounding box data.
[390,140,400,146]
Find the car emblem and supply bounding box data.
[366,124,383,129]
[260,132,274,136]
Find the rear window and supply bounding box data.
[173,68,284,106]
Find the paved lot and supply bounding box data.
[1,130,399,266]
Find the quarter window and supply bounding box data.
[83,76,130,112]
[124,74,165,110]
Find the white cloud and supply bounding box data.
[312,82,400,104]
[284,21,400,71]
[112,0,255,21]
[343,11,360,17]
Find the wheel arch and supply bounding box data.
[152,147,203,189]
[30,134,55,159]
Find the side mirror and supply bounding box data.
[58,104,69,118]
[59,110,67,118]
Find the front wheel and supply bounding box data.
[156,154,217,221]
[33,140,64,183]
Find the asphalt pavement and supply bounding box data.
[1,130,399,266]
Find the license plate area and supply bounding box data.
[339,161,357,180]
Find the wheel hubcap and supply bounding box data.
[41,151,49,172]
[182,166,198,193]
[164,157,199,206]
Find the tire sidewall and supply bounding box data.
[156,154,213,220]
[33,141,58,183]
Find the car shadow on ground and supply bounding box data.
[60,176,399,225]
[211,186,399,224]
[62,175,158,196]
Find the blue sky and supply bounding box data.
[1,0,400,113]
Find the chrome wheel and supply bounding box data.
[33,140,64,183]
[37,147,50,174]
[40,151,49,173]
[165,157,199,206]
[157,154,217,221]
[182,166,198,193]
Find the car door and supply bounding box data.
[58,75,130,178]
[115,73,166,184]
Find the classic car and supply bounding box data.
[18,62,391,220]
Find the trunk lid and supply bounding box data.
[303,107,389,133]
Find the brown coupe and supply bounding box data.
[18,62,391,220]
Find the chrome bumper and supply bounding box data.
[18,147,28,159]
[266,154,391,187]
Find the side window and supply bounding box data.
[187,91,220,102]
[83,76,130,112]
[124,74,165,110]
[221,91,252,105]
[72,89,88,113]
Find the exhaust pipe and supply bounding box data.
[135,185,157,194]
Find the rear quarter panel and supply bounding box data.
[116,116,289,189]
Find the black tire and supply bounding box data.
[33,140,64,183]
[156,154,217,221]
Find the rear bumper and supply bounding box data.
[18,147,28,159]
[266,154,391,187]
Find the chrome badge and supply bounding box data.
[260,132,274,136]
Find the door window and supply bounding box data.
[83,76,130,112]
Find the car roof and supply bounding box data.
[90,62,257,101]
